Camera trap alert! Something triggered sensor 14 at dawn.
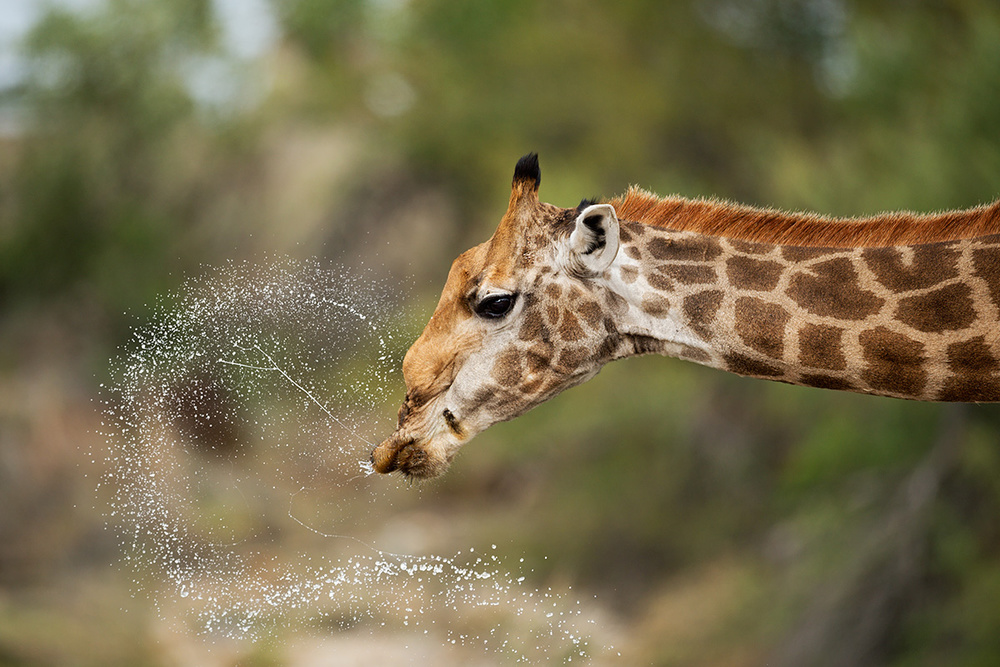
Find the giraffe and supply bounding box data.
[371,153,1000,478]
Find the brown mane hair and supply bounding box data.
[606,187,1000,248]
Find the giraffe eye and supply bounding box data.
[475,293,517,319]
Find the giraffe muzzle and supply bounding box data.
[370,433,412,474]
[370,431,453,478]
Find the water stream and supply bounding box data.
[98,258,606,662]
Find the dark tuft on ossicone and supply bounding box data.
[513,153,541,190]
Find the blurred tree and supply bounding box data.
[0,0,248,316]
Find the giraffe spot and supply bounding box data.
[896,283,976,333]
[596,333,623,360]
[786,257,885,320]
[728,239,773,255]
[647,272,673,292]
[782,246,840,262]
[492,348,523,387]
[485,388,523,413]
[578,301,604,328]
[648,236,723,262]
[947,336,997,371]
[972,247,1000,312]
[938,336,1000,401]
[604,291,629,315]
[466,387,495,414]
[799,373,856,392]
[519,308,548,341]
[863,245,960,292]
[546,305,561,325]
[657,264,716,285]
[683,290,724,341]
[726,256,783,291]
[568,285,585,302]
[619,265,639,284]
[799,323,846,370]
[559,311,585,341]
[618,224,634,243]
[734,297,789,359]
[545,283,563,300]
[679,347,711,364]
[859,326,927,397]
[641,294,671,318]
[555,346,589,371]
[646,238,672,260]
[724,352,783,377]
[525,344,552,373]
[625,221,646,236]
[625,246,643,261]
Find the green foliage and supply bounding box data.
[273,0,365,61]
[778,397,940,496]
[0,0,245,316]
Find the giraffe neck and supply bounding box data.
[607,217,1000,402]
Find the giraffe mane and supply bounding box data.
[606,187,1000,248]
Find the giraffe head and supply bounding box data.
[371,154,624,478]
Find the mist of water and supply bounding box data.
[98,258,607,662]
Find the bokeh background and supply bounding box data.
[3,0,1000,665]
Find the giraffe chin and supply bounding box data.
[370,432,456,479]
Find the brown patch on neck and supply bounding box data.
[607,188,1000,248]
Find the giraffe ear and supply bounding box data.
[562,204,620,276]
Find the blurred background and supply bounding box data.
[3,0,1000,664]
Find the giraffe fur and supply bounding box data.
[371,154,1000,478]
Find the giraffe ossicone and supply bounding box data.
[371,153,1000,478]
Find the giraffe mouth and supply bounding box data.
[370,433,453,479]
